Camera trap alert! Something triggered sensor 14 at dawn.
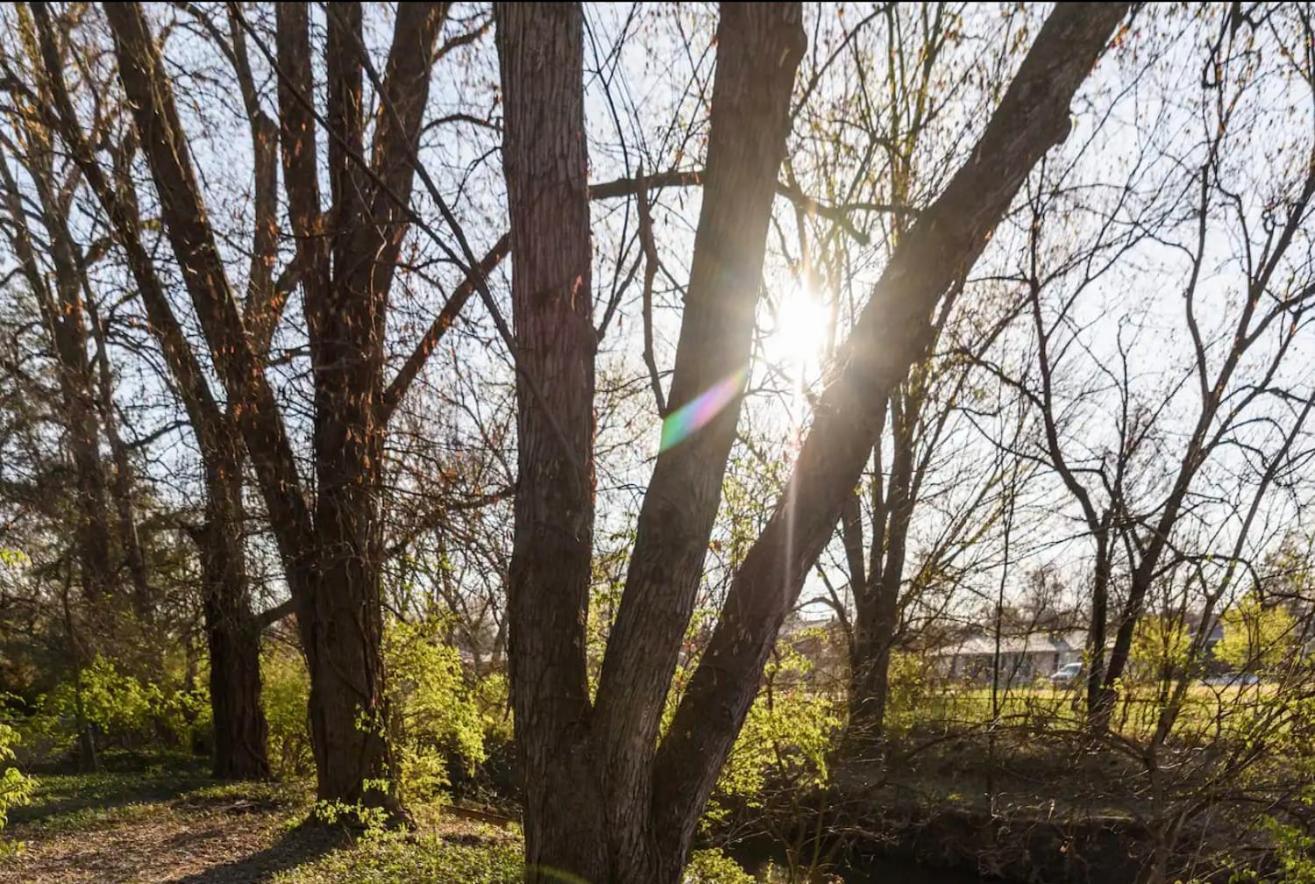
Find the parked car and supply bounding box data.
[1049,661,1083,687]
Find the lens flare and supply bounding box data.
[659,367,747,452]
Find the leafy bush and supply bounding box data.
[1129,615,1190,684]
[684,848,754,883]
[384,615,485,804]
[262,645,314,780]
[882,650,935,734]
[262,616,487,801]
[0,720,34,851]
[707,641,839,825]
[1216,594,1296,674]
[16,657,206,762]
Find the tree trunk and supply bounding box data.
[200,435,271,780]
[848,391,917,749]
[103,1,444,815]
[495,3,605,877]
[0,156,113,608]
[1085,527,1113,723]
[652,5,1129,872]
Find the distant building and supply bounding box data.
[932,630,1087,683]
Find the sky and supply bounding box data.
[5,3,1315,638]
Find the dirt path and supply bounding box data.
[0,775,336,883]
[0,771,522,884]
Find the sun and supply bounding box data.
[763,278,831,384]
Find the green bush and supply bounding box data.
[262,616,488,801]
[16,657,207,762]
[262,645,314,780]
[684,848,754,883]
[384,615,485,804]
[1216,593,1296,674]
[706,641,839,825]
[0,720,34,850]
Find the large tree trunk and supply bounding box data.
[650,4,1129,872]
[498,3,1125,880]
[497,3,805,879]
[495,4,605,877]
[200,435,270,780]
[29,2,276,783]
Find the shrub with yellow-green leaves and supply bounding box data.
[0,719,34,851]
[17,656,207,761]
[704,640,840,828]
[383,615,485,805]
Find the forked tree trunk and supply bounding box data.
[499,4,1128,881]
[29,3,276,783]
[102,1,444,815]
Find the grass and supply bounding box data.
[0,759,528,883]
[272,828,522,884]
[887,681,1289,745]
[0,758,768,882]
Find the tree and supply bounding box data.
[10,4,278,779]
[1002,5,1315,728]
[497,3,1128,880]
[91,1,466,810]
[1216,594,1296,675]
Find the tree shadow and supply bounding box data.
[172,822,347,883]
[10,770,213,827]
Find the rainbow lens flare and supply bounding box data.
[659,367,747,452]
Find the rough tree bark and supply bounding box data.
[103,0,449,809]
[499,3,1128,880]
[201,435,270,780]
[0,150,112,609]
[29,3,272,779]
[495,3,604,875]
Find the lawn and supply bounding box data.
[889,681,1287,744]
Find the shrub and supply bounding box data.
[262,645,314,780]
[384,615,485,804]
[0,720,34,851]
[1216,594,1297,674]
[706,641,839,826]
[16,656,206,762]
[684,848,754,883]
[261,616,488,801]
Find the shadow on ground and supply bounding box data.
[9,770,213,828]
[172,823,346,884]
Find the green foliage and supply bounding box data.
[1216,594,1296,674]
[273,828,523,883]
[1239,815,1315,884]
[383,615,485,804]
[17,657,207,760]
[0,721,33,851]
[262,645,314,780]
[708,639,839,818]
[683,848,754,883]
[261,616,487,801]
[881,651,935,734]
[1129,615,1190,684]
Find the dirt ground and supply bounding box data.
[0,774,334,883]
